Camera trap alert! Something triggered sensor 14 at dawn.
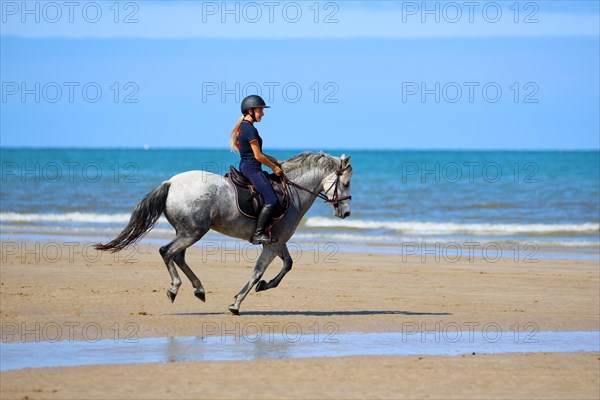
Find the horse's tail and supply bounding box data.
[95,181,171,253]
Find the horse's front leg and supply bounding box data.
[229,245,278,315]
[256,245,292,292]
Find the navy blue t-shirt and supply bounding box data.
[237,120,262,161]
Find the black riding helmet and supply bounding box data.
[241,95,270,121]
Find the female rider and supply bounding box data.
[230,95,283,244]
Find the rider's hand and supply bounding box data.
[273,165,284,176]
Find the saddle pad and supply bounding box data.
[225,170,290,219]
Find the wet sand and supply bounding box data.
[1,241,599,399]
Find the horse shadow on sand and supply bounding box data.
[170,310,452,317]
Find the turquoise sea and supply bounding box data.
[1,148,598,258]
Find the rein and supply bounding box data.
[281,161,352,208]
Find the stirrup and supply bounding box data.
[251,232,278,245]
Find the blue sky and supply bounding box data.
[1,1,598,150]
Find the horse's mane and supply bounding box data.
[281,151,340,173]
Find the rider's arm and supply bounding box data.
[264,154,281,167]
[250,141,282,174]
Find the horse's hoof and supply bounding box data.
[228,305,240,316]
[255,280,267,292]
[167,290,177,303]
[194,289,206,302]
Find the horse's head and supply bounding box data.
[322,154,353,219]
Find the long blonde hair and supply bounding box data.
[229,116,245,152]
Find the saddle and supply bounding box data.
[225,166,290,219]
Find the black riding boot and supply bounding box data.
[251,204,279,245]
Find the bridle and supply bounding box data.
[282,161,352,208]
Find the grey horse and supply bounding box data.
[95,152,353,315]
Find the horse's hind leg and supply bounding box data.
[229,246,278,315]
[256,245,293,292]
[174,249,206,302]
[160,235,200,303]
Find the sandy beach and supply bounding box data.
[1,240,599,399]
[3,0,599,397]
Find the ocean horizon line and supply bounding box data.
[1,147,599,153]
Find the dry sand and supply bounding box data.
[1,240,599,399]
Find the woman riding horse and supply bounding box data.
[230,95,283,245]
[94,106,353,314]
